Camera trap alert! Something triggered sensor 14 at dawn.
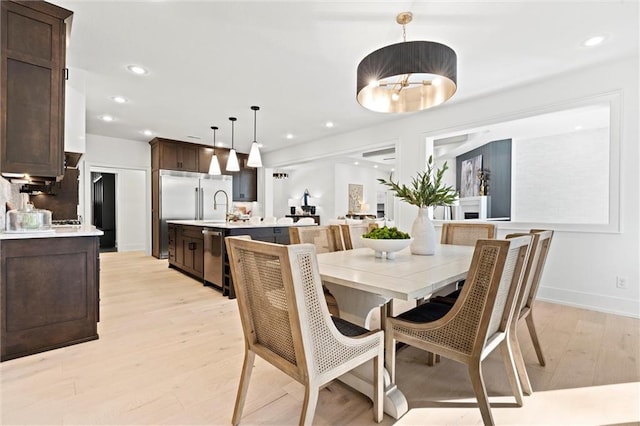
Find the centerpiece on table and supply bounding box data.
[361,226,412,259]
[377,155,458,255]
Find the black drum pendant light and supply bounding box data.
[356,12,457,113]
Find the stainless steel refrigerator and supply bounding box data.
[159,170,233,258]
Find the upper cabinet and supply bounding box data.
[232,154,257,202]
[0,0,73,180]
[150,138,198,172]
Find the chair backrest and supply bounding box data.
[340,223,377,250]
[289,225,344,252]
[525,230,554,310]
[505,232,543,319]
[440,222,496,246]
[441,236,531,356]
[226,237,367,382]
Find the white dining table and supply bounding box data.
[316,244,475,419]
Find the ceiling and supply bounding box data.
[51,1,637,160]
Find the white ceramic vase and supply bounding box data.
[410,207,436,255]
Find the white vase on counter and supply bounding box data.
[410,207,436,255]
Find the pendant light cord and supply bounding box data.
[211,126,218,154]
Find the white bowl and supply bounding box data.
[360,236,413,259]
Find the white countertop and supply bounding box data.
[167,219,315,229]
[0,225,104,240]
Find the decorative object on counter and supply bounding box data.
[226,117,240,172]
[356,11,457,114]
[378,155,458,255]
[247,106,263,168]
[208,126,222,175]
[5,202,52,232]
[288,198,298,215]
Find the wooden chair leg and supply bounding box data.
[426,352,441,366]
[525,313,546,366]
[373,353,383,422]
[468,361,495,426]
[500,340,524,406]
[300,385,319,426]
[509,328,533,395]
[232,350,255,426]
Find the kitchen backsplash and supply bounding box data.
[0,176,28,231]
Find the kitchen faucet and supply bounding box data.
[213,190,231,222]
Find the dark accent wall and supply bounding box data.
[456,139,512,219]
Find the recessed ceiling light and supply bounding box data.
[374,164,378,168]
[574,125,583,131]
[582,35,607,47]
[258,143,264,148]
[142,129,153,136]
[325,121,334,128]
[354,161,359,165]
[286,133,293,139]
[111,95,128,103]
[127,64,148,75]
[100,114,114,122]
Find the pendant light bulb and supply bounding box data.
[208,126,221,175]
[226,117,240,172]
[247,106,262,168]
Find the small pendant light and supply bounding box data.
[247,105,263,168]
[208,126,221,175]
[226,117,240,172]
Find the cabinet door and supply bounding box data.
[175,227,185,267]
[179,145,198,172]
[232,155,257,201]
[1,2,70,179]
[160,142,180,170]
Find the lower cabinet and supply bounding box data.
[169,224,204,279]
[0,236,100,362]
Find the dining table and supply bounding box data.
[316,243,475,419]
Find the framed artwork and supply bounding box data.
[460,155,482,198]
[348,184,363,213]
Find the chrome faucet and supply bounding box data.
[213,190,231,222]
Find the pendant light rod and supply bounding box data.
[229,117,236,148]
[210,126,218,152]
[251,106,259,142]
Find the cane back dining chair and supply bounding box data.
[436,229,554,390]
[385,236,532,426]
[226,237,384,426]
[289,225,344,316]
[289,225,344,252]
[440,222,496,246]
[340,222,378,250]
[505,229,554,395]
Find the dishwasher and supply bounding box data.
[202,229,224,288]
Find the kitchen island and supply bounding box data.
[0,225,103,361]
[166,220,313,298]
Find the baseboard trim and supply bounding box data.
[537,285,640,319]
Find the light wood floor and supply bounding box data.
[1,251,639,425]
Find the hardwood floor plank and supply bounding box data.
[1,251,638,425]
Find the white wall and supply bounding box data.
[82,134,151,254]
[263,56,640,318]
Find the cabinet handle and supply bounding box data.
[64,68,69,80]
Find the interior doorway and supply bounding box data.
[91,172,117,252]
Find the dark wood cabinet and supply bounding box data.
[169,224,204,280]
[0,235,99,361]
[152,138,198,172]
[198,146,231,175]
[1,0,73,180]
[232,154,257,202]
